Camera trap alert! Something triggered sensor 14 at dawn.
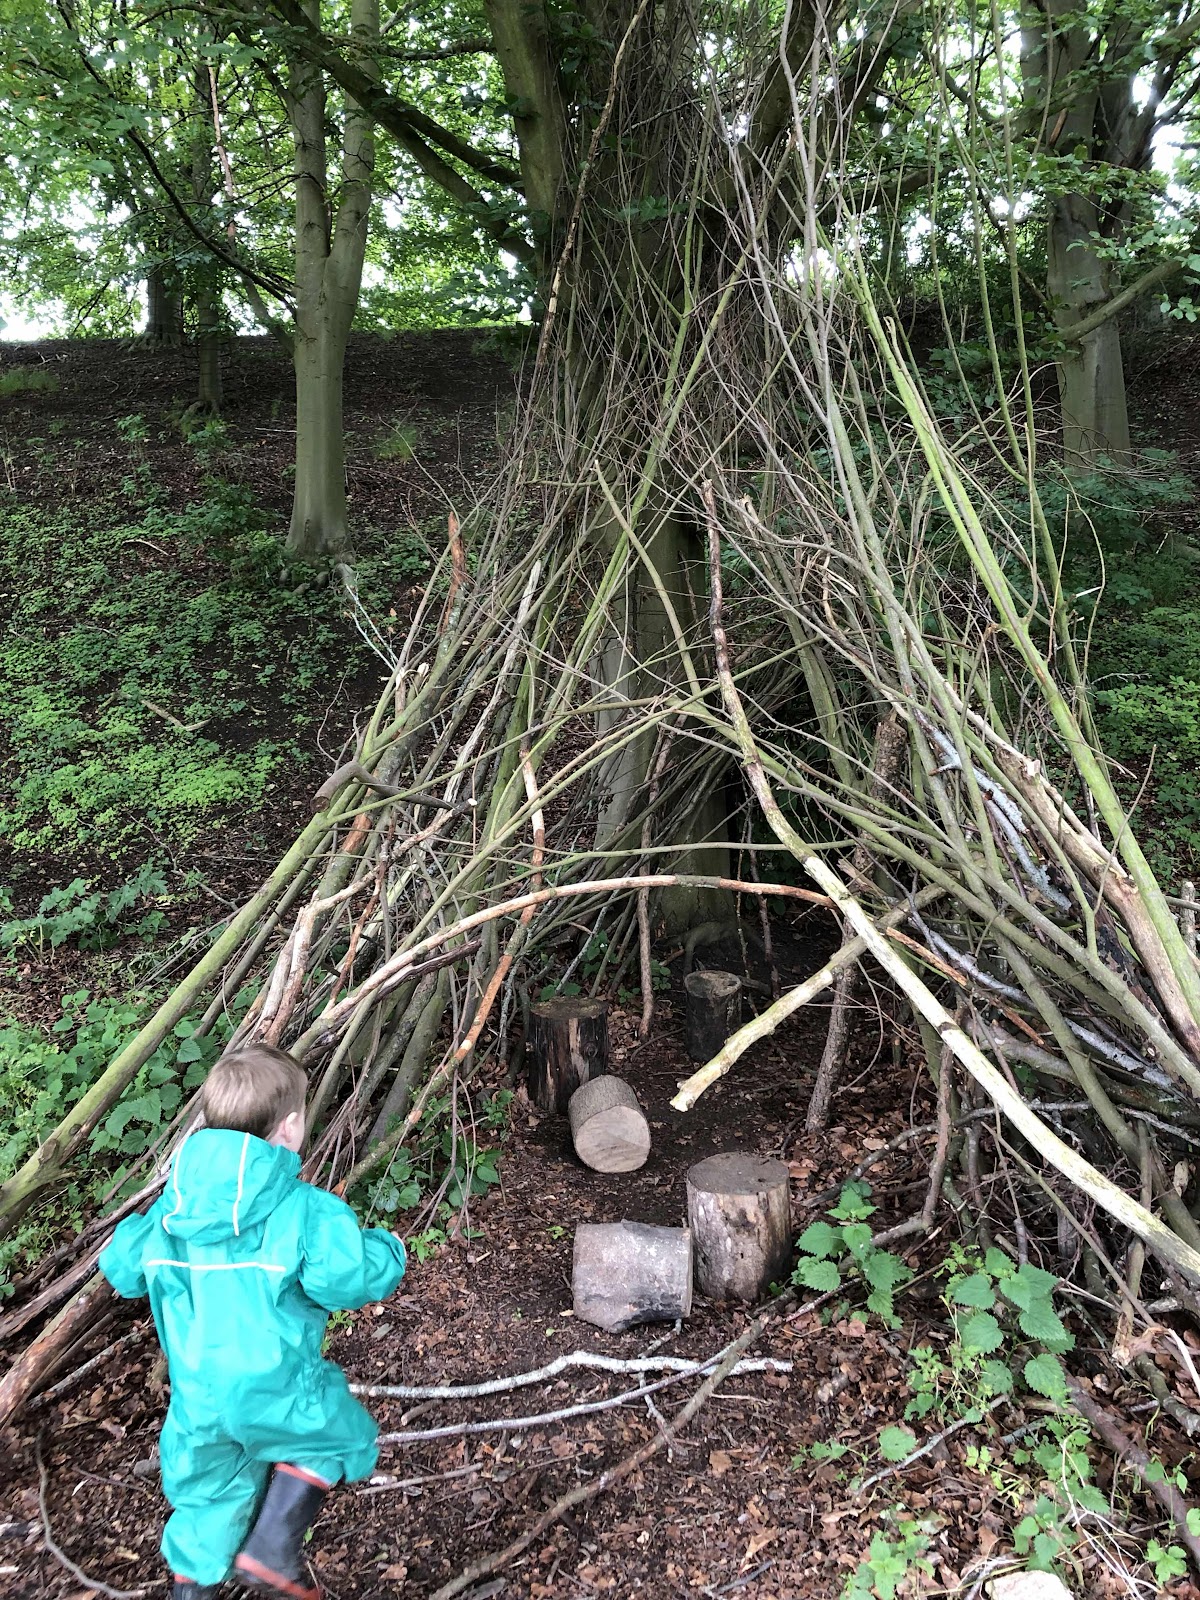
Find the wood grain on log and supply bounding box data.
[529,997,608,1113]
[687,1152,791,1302]
[683,970,742,1062]
[568,1076,651,1172]
[573,1220,693,1333]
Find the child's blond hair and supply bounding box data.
[201,1045,308,1141]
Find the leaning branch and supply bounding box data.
[699,481,1200,1287]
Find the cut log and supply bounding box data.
[573,1221,693,1333]
[683,970,742,1062]
[529,996,609,1113]
[568,1076,651,1172]
[686,1153,791,1302]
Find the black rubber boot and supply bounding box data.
[234,1464,327,1600]
[171,1577,221,1599]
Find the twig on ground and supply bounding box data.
[352,1349,791,1401]
[427,1287,815,1600]
[378,1362,755,1444]
[856,1395,1007,1493]
[35,1434,146,1599]
[29,1326,145,1410]
[1068,1378,1200,1573]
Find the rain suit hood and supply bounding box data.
[161,1129,300,1245]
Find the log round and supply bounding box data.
[529,996,609,1113]
[686,1152,791,1303]
[683,969,743,1062]
[568,1075,651,1172]
[572,1220,694,1333]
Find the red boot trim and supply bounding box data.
[235,1550,320,1600]
[277,1462,333,1489]
[172,1579,196,1586]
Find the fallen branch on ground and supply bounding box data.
[352,1349,791,1401]
[427,1287,817,1600]
[35,1433,146,1600]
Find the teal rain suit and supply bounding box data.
[99,1128,406,1584]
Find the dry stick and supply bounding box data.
[1183,881,1198,960]
[28,1325,145,1410]
[428,1288,805,1600]
[671,885,944,1111]
[806,710,907,1130]
[297,874,831,1053]
[697,483,1200,1286]
[0,1273,113,1428]
[353,1351,791,1402]
[379,1367,726,1445]
[856,1394,1008,1493]
[1067,1378,1200,1573]
[35,1433,146,1600]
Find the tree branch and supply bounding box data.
[1059,253,1194,343]
[263,0,525,193]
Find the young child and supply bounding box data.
[99,1044,407,1600]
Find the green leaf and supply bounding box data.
[958,1311,1003,1353]
[796,1220,842,1259]
[1017,1299,1074,1351]
[949,1272,995,1308]
[983,1246,1013,1277]
[1188,1508,1200,1538]
[1023,1352,1068,1401]
[979,1358,1015,1396]
[864,1250,911,1293]
[878,1424,917,1462]
[841,1221,873,1256]
[794,1258,841,1293]
[176,1037,204,1064]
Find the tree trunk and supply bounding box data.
[194,287,224,416]
[145,263,181,345]
[286,0,377,559]
[594,503,732,933]
[1048,197,1131,469]
[291,321,351,555]
[191,60,223,416]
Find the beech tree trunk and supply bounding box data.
[145,263,181,345]
[286,0,378,558]
[1048,197,1131,469]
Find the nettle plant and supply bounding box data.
[883,1245,1108,1575]
[791,1180,913,1322]
[906,1244,1075,1421]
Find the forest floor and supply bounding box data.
[2,330,1200,1599]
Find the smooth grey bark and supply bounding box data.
[1020,0,1156,469]
[287,0,378,558]
[145,262,181,344]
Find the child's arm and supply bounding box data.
[98,1211,156,1299]
[298,1189,407,1312]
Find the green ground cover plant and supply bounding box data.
[0,472,432,875]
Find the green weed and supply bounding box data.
[791,1180,913,1323]
[0,365,59,397]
